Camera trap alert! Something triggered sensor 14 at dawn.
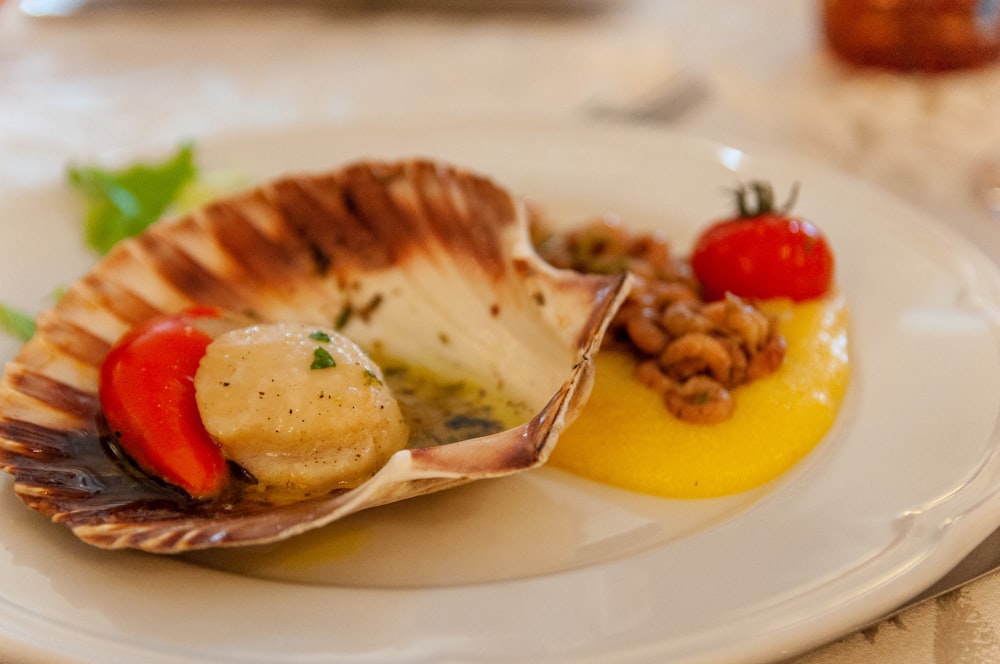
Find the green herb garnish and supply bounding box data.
[68,143,198,254]
[310,347,337,370]
[309,330,332,343]
[335,304,352,330]
[1,146,247,346]
[0,303,35,342]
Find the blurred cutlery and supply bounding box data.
[584,71,710,125]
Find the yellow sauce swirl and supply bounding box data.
[550,295,849,498]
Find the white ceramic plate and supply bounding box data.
[1,122,1000,664]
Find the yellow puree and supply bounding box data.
[549,295,850,498]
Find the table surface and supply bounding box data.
[2,1,1000,662]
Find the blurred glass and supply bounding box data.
[19,0,90,15]
[822,0,1000,72]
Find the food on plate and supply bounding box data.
[534,181,839,425]
[535,182,849,497]
[0,148,848,550]
[0,159,628,552]
[535,211,786,424]
[551,295,849,498]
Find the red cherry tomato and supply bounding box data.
[690,182,834,302]
[99,307,227,498]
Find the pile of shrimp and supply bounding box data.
[532,212,786,424]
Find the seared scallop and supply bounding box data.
[194,322,408,498]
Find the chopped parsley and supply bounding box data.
[310,347,337,370]
[335,305,352,330]
[309,330,332,343]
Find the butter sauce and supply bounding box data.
[378,361,535,448]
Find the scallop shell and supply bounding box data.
[0,159,629,553]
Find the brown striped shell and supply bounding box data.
[0,159,629,553]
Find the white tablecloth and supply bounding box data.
[3,1,1000,662]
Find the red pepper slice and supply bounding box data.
[99,307,227,498]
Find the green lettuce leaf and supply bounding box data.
[2,143,243,344]
[0,303,36,342]
[68,143,198,255]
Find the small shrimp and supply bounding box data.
[568,217,630,274]
[627,233,676,280]
[660,301,713,337]
[719,335,749,387]
[624,310,669,356]
[664,376,734,424]
[703,293,771,352]
[635,359,678,395]
[746,332,787,381]
[650,280,700,306]
[623,279,695,312]
[660,332,733,383]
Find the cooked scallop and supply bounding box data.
[194,322,408,498]
[0,158,629,553]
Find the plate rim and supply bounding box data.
[1,119,999,664]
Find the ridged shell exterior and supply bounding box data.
[0,159,629,553]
